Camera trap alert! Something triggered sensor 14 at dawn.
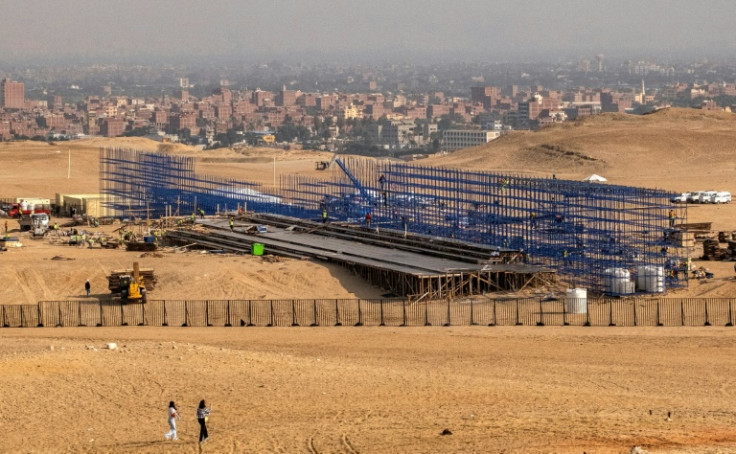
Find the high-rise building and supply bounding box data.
[277,85,297,107]
[0,78,25,109]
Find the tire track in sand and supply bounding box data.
[306,432,320,454]
[341,433,358,454]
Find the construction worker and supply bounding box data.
[530,212,536,229]
[229,217,234,231]
[668,209,676,227]
[322,208,328,224]
[190,212,195,223]
[365,212,371,228]
[198,208,205,219]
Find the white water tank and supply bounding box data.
[565,288,587,314]
[604,268,632,294]
[636,265,664,293]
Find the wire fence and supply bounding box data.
[1,298,735,328]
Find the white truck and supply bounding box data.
[713,191,732,203]
[19,213,50,237]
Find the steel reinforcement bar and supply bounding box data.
[1,298,735,328]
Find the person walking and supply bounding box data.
[668,209,676,227]
[164,401,181,441]
[229,217,234,231]
[365,212,371,228]
[197,400,212,443]
[84,279,91,297]
[322,208,328,224]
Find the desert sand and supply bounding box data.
[2,108,736,453]
[2,327,736,453]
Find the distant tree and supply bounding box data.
[122,127,148,137]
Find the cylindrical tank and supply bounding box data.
[604,268,632,294]
[636,265,665,293]
[565,288,587,314]
[645,266,664,293]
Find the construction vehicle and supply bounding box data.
[109,262,150,303]
[19,213,50,237]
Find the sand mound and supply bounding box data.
[425,108,736,189]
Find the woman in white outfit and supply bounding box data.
[164,401,181,441]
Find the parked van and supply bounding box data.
[713,191,732,204]
[670,192,690,203]
[699,191,717,203]
[688,191,705,203]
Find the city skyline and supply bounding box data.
[1,0,735,63]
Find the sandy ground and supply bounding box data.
[0,220,385,304]
[1,327,736,454]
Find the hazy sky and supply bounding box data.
[1,0,733,62]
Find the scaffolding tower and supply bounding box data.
[100,148,688,294]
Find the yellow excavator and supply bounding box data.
[119,262,147,303]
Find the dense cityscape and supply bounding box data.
[2,56,736,155]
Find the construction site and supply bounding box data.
[97,147,688,298]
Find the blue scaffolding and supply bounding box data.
[100,148,688,294]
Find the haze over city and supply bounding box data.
[2,0,735,63]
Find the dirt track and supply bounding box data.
[1,327,736,453]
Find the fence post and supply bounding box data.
[401,299,407,327]
[424,300,431,326]
[183,301,188,327]
[633,301,637,326]
[656,301,663,326]
[225,300,232,327]
[163,300,168,327]
[537,298,544,326]
[291,301,299,327]
[268,300,274,327]
[728,300,734,327]
[140,301,146,326]
[704,301,711,326]
[563,299,568,326]
[121,301,127,326]
[247,300,253,326]
[444,298,450,327]
[311,300,318,327]
[37,303,43,327]
[206,301,210,327]
[379,299,385,326]
[335,299,342,327]
[57,302,63,327]
[515,299,522,326]
[680,300,685,326]
[584,300,591,326]
[355,300,363,327]
[20,305,24,328]
[470,299,477,326]
[489,299,496,326]
[608,300,615,326]
[2,305,6,328]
